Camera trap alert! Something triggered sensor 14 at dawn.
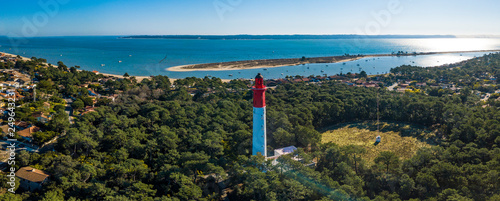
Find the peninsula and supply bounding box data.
[167,49,500,72]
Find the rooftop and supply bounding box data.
[274,146,297,156]
[15,121,30,128]
[16,167,50,183]
[33,112,49,119]
[17,126,40,138]
[0,124,10,133]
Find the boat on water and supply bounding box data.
[118,61,122,63]
[228,74,233,76]
[101,64,105,67]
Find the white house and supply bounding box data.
[268,146,298,166]
[274,146,298,157]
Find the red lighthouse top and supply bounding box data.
[252,73,267,108]
[254,73,265,88]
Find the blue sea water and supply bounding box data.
[0,36,499,79]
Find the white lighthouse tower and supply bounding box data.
[252,73,267,156]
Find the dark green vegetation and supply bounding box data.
[1,53,500,200]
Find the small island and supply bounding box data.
[167,49,500,72]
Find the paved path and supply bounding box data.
[38,131,66,153]
[481,93,491,102]
[64,98,74,124]
[387,82,398,91]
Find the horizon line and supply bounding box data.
[2,34,500,38]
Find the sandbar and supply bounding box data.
[166,50,500,72]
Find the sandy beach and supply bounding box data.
[166,56,369,72]
[1,51,232,83]
[167,56,368,72]
[0,52,32,62]
[166,49,500,72]
[0,51,153,81]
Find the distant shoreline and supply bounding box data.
[120,34,458,40]
[166,50,500,72]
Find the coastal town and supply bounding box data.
[0,53,126,193]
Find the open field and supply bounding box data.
[321,121,435,164]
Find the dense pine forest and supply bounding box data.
[1,53,500,200]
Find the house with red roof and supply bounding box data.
[16,167,51,192]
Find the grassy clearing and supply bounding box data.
[321,121,434,164]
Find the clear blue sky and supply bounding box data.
[1,0,499,36]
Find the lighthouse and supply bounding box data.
[252,73,267,156]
